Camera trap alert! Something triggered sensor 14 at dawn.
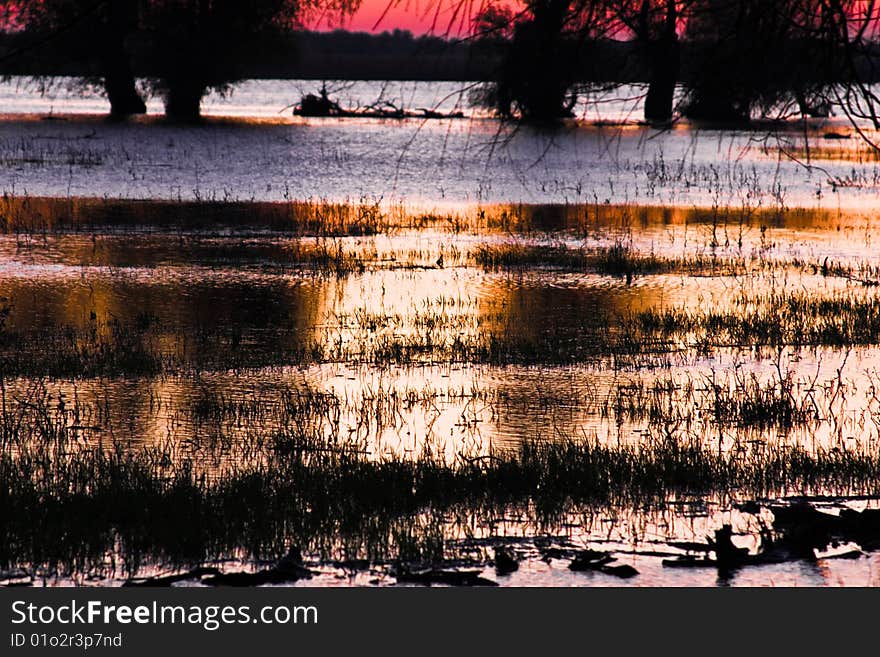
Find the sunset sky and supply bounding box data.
[327,0,880,38]
[320,0,497,35]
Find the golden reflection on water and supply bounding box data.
[2,199,880,459]
[3,230,880,463]
[5,194,880,232]
[5,197,880,584]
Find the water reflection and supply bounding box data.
[4,198,880,586]
[4,109,880,208]
[2,222,879,460]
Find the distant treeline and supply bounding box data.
[4,27,880,83]
[0,29,489,80]
[10,27,876,84]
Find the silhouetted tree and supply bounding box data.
[788,0,880,131]
[472,3,516,43]
[682,0,780,121]
[141,0,344,121]
[680,0,861,122]
[474,0,686,122]
[6,0,360,120]
[478,0,610,121]
[6,0,146,116]
[612,1,694,123]
[469,0,880,131]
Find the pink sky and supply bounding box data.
[326,0,880,38]
[315,0,500,36]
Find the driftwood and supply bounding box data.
[201,566,311,587]
[493,547,519,575]
[293,89,465,120]
[393,567,498,587]
[662,555,718,568]
[126,548,312,588]
[123,566,221,587]
[1,569,33,587]
[568,550,639,578]
[772,502,880,551]
[202,550,312,587]
[664,503,879,570]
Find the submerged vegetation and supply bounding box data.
[2,380,879,580]
[0,196,389,236]
[471,242,732,276]
[1,193,880,585]
[4,286,880,377]
[0,195,867,237]
[5,0,880,583]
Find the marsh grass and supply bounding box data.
[472,242,880,286]
[471,242,649,274]
[472,242,738,277]
[331,289,880,365]
[5,192,880,582]
[0,315,168,378]
[1,195,858,240]
[2,384,879,579]
[3,440,877,573]
[604,370,817,434]
[0,196,389,237]
[5,286,880,378]
[703,370,814,431]
[636,291,880,350]
[71,360,837,463]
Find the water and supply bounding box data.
[0,78,480,119]
[2,77,880,208]
[2,79,880,587]
[3,219,879,453]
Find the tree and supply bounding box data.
[5,0,147,116]
[478,0,611,121]
[470,0,880,131]
[633,1,680,122]
[474,0,689,123]
[7,0,361,120]
[140,0,323,121]
[472,0,687,123]
[679,0,866,123]
[611,1,694,123]
[788,0,880,132]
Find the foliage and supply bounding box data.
[3,0,360,119]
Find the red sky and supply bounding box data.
[315,0,498,36]
[326,0,880,38]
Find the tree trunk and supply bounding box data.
[100,3,146,117]
[163,81,205,122]
[643,0,679,124]
[510,0,574,122]
[644,37,679,123]
[103,60,146,117]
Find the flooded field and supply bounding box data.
[2,81,880,587]
[3,78,880,210]
[1,197,880,587]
